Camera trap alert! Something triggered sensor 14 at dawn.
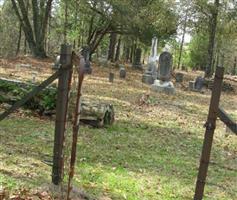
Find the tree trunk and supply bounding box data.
[205,0,220,77]
[107,32,117,62]
[16,23,22,56]
[46,8,51,54]
[178,11,188,70]
[125,47,130,62]
[88,24,111,59]
[24,38,27,54]
[132,40,137,64]
[63,0,68,44]
[11,0,53,58]
[115,36,121,62]
[129,41,134,63]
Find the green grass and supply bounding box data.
[0,115,236,199]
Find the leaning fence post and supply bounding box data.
[52,44,72,185]
[193,66,224,200]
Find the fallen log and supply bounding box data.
[0,77,114,127]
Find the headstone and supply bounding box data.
[189,77,205,93]
[158,51,172,81]
[119,67,126,79]
[109,72,114,83]
[142,37,158,85]
[194,76,205,91]
[132,48,142,69]
[175,72,184,83]
[81,46,92,74]
[151,51,175,94]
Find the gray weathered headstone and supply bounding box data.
[132,48,142,69]
[175,72,184,83]
[119,67,126,79]
[109,72,114,83]
[194,76,205,91]
[158,51,172,81]
[151,51,175,94]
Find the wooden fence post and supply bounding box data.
[193,67,224,200]
[52,44,72,185]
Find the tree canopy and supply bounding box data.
[0,0,236,75]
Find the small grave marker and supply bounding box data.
[109,72,114,82]
[119,67,126,79]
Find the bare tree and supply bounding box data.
[11,0,53,58]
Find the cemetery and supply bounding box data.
[0,1,237,200]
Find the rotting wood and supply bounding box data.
[52,44,73,185]
[66,51,85,200]
[218,107,237,135]
[194,66,224,200]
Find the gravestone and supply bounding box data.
[175,72,184,83]
[132,48,142,69]
[194,76,205,91]
[81,46,92,74]
[119,67,126,79]
[109,72,114,83]
[189,76,205,92]
[142,37,158,85]
[151,51,175,94]
[158,51,172,81]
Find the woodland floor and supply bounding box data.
[0,57,237,200]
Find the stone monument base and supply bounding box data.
[151,80,175,94]
[142,74,154,85]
